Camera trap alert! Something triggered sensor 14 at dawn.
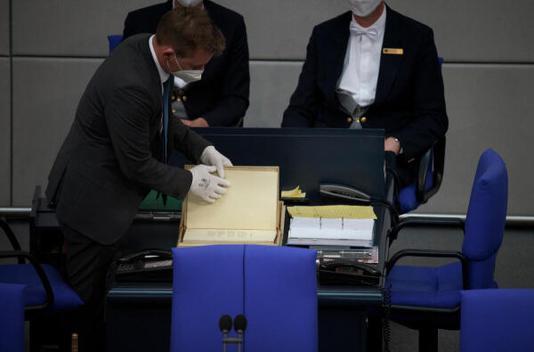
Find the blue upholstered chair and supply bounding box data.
[398,136,446,214]
[385,149,508,351]
[0,219,82,312]
[0,219,83,350]
[397,57,446,214]
[170,245,318,352]
[460,289,534,352]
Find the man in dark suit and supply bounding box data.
[123,0,250,127]
[282,1,448,186]
[46,8,231,350]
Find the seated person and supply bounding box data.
[123,0,250,127]
[282,0,448,187]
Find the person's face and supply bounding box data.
[166,48,212,73]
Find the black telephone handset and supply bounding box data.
[319,184,372,204]
[115,249,173,282]
[318,260,380,286]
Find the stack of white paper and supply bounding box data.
[287,217,375,247]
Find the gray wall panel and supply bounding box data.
[417,64,534,215]
[0,59,10,206]
[12,0,154,56]
[12,58,103,206]
[218,0,534,62]
[0,0,8,55]
[12,0,534,62]
[216,0,346,60]
[244,61,302,128]
[9,59,534,213]
[386,0,534,63]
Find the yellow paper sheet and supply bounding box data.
[287,205,376,219]
[281,185,306,198]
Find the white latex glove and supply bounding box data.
[189,165,231,203]
[200,146,233,178]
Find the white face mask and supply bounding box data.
[168,55,204,84]
[172,69,203,84]
[347,0,382,17]
[174,0,202,7]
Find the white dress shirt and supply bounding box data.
[148,35,170,92]
[149,35,173,130]
[337,8,387,110]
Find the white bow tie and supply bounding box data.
[350,25,378,40]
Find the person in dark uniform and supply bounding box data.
[282,0,448,186]
[123,0,250,127]
[46,8,232,350]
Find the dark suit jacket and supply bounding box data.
[123,0,250,126]
[46,34,211,245]
[282,7,448,162]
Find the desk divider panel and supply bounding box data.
[170,128,386,202]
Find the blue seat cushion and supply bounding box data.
[0,264,83,311]
[386,262,463,309]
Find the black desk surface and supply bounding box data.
[31,194,391,307]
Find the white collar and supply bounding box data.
[172,1,205,10]
[148,35,170,84]
[350,6,387,36]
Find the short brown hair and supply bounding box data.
[156,6,225,57]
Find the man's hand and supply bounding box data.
[181,117,209,127]
[384,137,401,155]
[189,165,230,203]
[200,146,233,178]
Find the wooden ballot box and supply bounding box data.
[178,166,285,246]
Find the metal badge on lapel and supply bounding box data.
[383,48,404,55]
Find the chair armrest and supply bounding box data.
[388,217,465,244]
[0,250,55,311]
[386,249,468,289]
[0,219,23,264]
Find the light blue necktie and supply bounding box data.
[162,77,173,163]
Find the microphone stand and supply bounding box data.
[219,315,233,352]
[234,314,247,352]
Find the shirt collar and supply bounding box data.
[148,35,170,84]
[350,5,387,37]
[172,1,205,10]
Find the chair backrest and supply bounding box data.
[107,34,123,55]
[170,245,317,352]
[398,136,446,214]
[462,149,508,289]
[461,289,534,352]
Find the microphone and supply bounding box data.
[219,315,232,352]
[234,314,248,352]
